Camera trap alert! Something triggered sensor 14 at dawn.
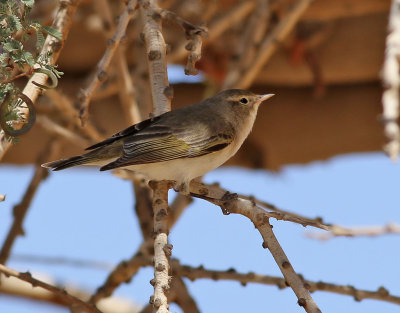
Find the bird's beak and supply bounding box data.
[258,94,275,103]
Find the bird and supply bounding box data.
[42,89,274,194]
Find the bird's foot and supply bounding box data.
[219,192,238,215]
[173,182,190,195]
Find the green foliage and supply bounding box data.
[0,0,63,139]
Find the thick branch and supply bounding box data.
[141,276,200,313]
[78,0,139,125]
[149,180,173,313]
[0,264,102,313]
[189,181,321,313]
[139,0,171,115]
[0,0,81,160]
[381,0,400,161]
[90,171,193,304]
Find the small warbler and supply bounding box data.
[42,89,274,193]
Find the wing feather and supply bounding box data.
[100,130,234,171]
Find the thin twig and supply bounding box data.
[132,174,155,239]
[89,253,150,304]
[0,264,103,313]
[78,0,139,125]
[168,276,200,313]
[189,181,321,313]
[167,1,255,63]
[242,195,332,231]
[94,0,142,125]
[229,0,313,89]
[36,115,89,148]
[45,89,103,142]
[223,0,270,88]
[160,9,207,75]
[0,70,32,84]
[8,253,400,307]
[172,261,400,306]
[149,180,173,313]
[0,0,81,161]
[307,223,400,240]
[381,0,400,161]
[0,140,60,264]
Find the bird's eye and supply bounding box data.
[240,98,248,104]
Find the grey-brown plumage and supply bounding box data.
[42,89,274,192]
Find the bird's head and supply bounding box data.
[214,89,274,116]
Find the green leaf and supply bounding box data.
[21,50,34,66]
[0,52,8,63]
[3,39,22,52]
[36,30,44,50]
[41,25,62,40]
[7,14,22,31]
[21,0,34,8]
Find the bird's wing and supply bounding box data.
[85,115,163,150]
[99,124,235,171]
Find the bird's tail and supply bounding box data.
[41,154,98,171]
[42,141,122,171]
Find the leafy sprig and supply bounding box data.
[0,0,62,140]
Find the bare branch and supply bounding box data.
[223,0,270,88]
[94,0,143,125]
[307,222,400,240]
[167,1,255,63]
[133,175,155,239]
[381,0,400,161]
[229,0,313,89]
[149,180,173,313]
[0,0,82,161]
[189,181,321,313]
[172,261,400,306]
[90,172,193,304]
[78,0,139,125]
[160,9,207,75]
[139,0,172,115]
[89,254,150,304]
[0,264,103,313]
[0,141,60,264]
[168,276,200,313]
[45,89,103,142]
[141,276,200,313]
[37,115,90,148]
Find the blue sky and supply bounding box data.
[0,151,399,313]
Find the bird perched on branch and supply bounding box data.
[42,89,274,194]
